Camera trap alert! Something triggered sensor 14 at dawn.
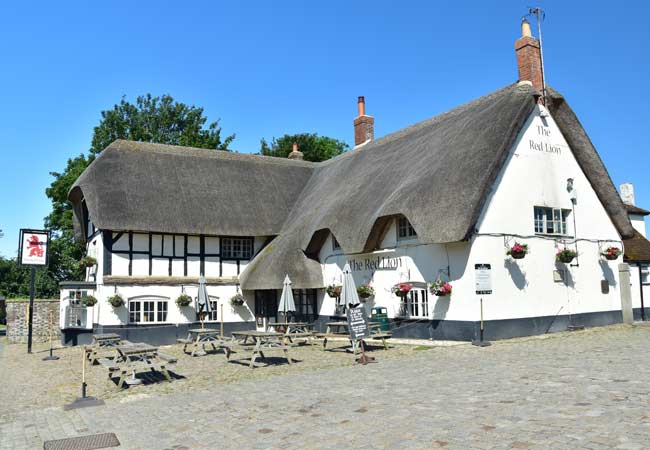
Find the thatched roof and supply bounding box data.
[625,204,650,216]
[624,230,650,263]
[69,140,316,240]
[240,83,635,289]
[70,83,635,289]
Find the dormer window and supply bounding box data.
[397,216,417,240]
[332,235,341,251]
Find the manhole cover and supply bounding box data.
[43,433,120,450]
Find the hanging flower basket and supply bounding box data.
[176,293,192,307]
[357,284,375,299]
[556,248,577,264]
[108,294,125,308]
[326,284,342,298]
[601,247,621,261]
[81,295,97,307]
[78,256,97,270]
[429,280,452,297]
[506,242,528,260]
[230,293,245,306]
[392,283,413,298]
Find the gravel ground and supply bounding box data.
[0,334,426,417]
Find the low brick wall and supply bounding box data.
[6,300,60,344]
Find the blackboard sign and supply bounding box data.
[347,305,370,341]
[475,263,492,295]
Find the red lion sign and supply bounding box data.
[27,235,44,257]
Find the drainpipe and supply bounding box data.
[640,264,646,321]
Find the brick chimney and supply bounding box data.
[287,142,304,160]
[515,19,544,96]
[353,96,374,147]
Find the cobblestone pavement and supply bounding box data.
[2,324,650,449]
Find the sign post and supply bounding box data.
[472,263,492,347]
[347,304,376,365]
[18,229,50,354]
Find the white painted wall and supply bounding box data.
[472,104,623,321]
[318,105,625,324]
[629,214,646,238]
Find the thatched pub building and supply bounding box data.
[59,22,647,344]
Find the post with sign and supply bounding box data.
[347,304,376,365]
[472,263,492,347]
[18,229,50,354]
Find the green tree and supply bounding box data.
[90,94,235,154]
[0,257,59,299]
[260,133,348,162]
[42,94,235,289]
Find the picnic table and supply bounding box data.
[85,333,130,364]
[177,329,233,357]
[315,322,391,352]
[230,331,293,368]
[97,343,177,389]
[266,322,314,345]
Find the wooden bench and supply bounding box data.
[176,338,193,353]
[369,332,392,350]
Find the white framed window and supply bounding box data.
[406,288,429,318]
[206,297,219,321]
[222,237,253,259]
[397,216,417,240]
[68,290,89,306]
[129,296,169,323]
[534,207,571,235]
[642,265,649,285]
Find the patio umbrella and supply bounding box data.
[340,262,360,310]
[196,276,212,318]
[277,274,296,320]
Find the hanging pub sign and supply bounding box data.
[347,304,370,341]
[18,229,50,266]
[475,263,492,295]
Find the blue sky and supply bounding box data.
[1,1,649,257]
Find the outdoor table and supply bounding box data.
[92,333,122,347]
[230,331,293,368]
[179,329,232,357]
[107,343,173,388]
[325,321,349,334]
[85,333,127,364]
[266,322,314,345]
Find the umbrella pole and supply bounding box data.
[220,304,224,337]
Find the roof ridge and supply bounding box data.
[106,140,317,167]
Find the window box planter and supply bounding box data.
[108,294,125,308]
[556,248,577,264]
[176,294,192,307]
[506,242,528,260]
[601,247,621,261]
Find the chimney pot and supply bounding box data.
[521,18,532,38]
[287,141,304,160]
[354,96,374,147]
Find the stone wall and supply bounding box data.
[6,300,60,344]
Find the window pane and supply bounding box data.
[157,301,168,322]
[129,302,140,323]
[143,301,154,322]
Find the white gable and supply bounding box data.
[477,104,619,239]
